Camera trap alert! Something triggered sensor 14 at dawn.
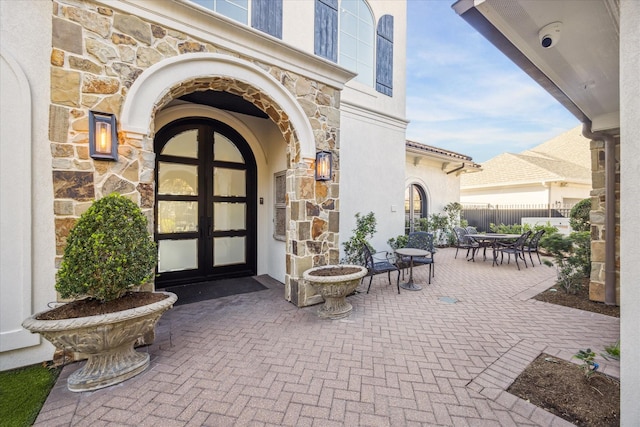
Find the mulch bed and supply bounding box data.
[508,354,620,426]
[508,280,620,425]
[36,292,168,320]
[308,266,363,276]
[533,281,619,317]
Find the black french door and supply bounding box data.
[154,118,256,287]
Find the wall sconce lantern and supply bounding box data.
[89,111,118,161]
[315,150,332,181]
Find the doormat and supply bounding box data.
[163,276,267,306]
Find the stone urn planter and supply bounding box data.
[303,265,367,319]
[22,291,177,392]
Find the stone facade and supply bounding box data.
[588,137,621,304]
[50,0,341,306]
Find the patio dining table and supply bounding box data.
[394,247,430,291]
[466,233,521,263]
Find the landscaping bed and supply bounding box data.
[508,281,620,425]
[508,354,619,426]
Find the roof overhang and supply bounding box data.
[406,141,482,175]
[452,0,620,133]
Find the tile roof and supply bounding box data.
[460,126,591,188]
[406,140,481,172]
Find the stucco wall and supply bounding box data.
[0,0,57,371]
[339,106,407,254]
[461,186,549,206]
[405,157,462,215]
[461,182,590,207]
[620,0,640,423]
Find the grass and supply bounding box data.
[0,362,60,427]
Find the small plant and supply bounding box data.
[444,202,463,228]
[574,348,599,379]
[341,212,377,265]
[602,340,620,360]
[428,213,450,245]
[541,231,591,294]
[55,193,158,303]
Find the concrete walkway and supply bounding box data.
[35,248,619,426]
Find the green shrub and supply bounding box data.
[55,193,158,303]
[570,198,592,232]
[489,222,558,237]
[342,212,377,265]
[387,234,408,250]
[540,231,591,294]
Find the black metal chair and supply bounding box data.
[523,229,545,266]
[399,231,436,284]
[493,231,532,270]
[453,226,479,260]
[465,226,492,260]
[362,244,400,294]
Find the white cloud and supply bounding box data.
[405,1,580,163]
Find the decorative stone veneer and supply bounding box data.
[588,137,620,304]
[50,0,341,306]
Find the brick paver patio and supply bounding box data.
[35,248,619,426]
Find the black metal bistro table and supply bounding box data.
[394,248,430,291]
[466,233,521,262]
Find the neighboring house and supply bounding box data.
[453,0,639,423]
[460,126,591,206]
[405,140,480,232]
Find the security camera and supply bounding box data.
[538,22,562,48]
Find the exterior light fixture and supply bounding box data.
[89,111,118,161]
[315,150,332,181]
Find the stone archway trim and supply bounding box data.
[120,53,315,159]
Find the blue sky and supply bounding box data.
[405,1,580,163]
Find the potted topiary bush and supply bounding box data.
[22,193,177,392]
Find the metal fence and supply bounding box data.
[461,204,574,232]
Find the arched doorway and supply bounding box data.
[154,117,257,287]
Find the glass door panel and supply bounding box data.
[157,201,198,233]
[161,129,198,158]
[214,236,246,266]
[214,202,246,231]
[213,132,244,163]
[158,163,198,195]
[158,239,198,272]
[213,168,245,196]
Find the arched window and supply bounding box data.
[339,0,374,86]
[405,184,427,234]
[314,1,392,94]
